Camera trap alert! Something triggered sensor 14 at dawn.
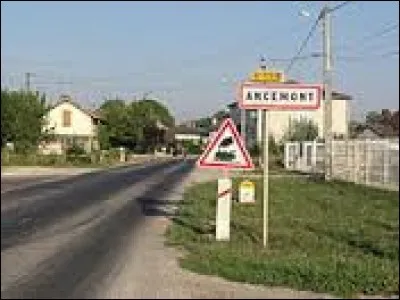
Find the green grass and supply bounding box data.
[165,176,399,298]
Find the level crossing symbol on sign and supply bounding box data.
[196,118,254,170]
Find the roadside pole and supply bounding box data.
[263,109,269,248]
[216,168,232,241]
[196,118,254,242]
[257,110,263,166]
[241,109,246,147]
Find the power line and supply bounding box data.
[285,10,324,75]
[369,23,399,39]
[337,22,399,52]
[335,50,399,61]
[329,1,352,13]
[285,1,354,75]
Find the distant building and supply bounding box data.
[40,95,104,154]
[173,126,208,144]
[178,120,197,129]
[355,127,383,139]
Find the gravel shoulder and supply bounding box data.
[97,168,338,299]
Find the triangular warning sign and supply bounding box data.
[197,118,254,169]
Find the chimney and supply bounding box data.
[60,94,72,102]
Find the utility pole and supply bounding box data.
[322,2,333,181]
[25,72,34,91]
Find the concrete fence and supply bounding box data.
[284,139,399,191]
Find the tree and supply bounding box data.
[363,109,399,137]
[366,111,382,126]
[130,99,175,152]
[348,119,366,138]
[195,117,212,131]
[1,89,48,153]
[98,97,175,152]
[284,118,319,142]
[98,99,130,149]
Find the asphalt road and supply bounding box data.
[1,158,194,299]
[1,176,70,195]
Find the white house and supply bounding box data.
[40,95,103,154]
[174,126,208,144]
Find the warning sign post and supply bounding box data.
[196,118,254,242]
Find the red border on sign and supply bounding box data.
[196,118,254,170]
[237,82,322,110]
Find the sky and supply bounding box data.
[1,1,399,122]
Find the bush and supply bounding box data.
[182,141,202,155]
[66,154,92,165]
[66,143,86,156]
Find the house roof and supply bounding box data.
[356,127,383,138]
[364,124,398,138]
[49,95,103,120]
[174,125,206,135]
[355,124,399,139]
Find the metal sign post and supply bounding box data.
[263,109,269,248]
[238,79,322,249]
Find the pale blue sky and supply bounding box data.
[1,1,399,121]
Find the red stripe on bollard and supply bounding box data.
[218,189,232,199]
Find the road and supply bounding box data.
[1,159,194,299]
[1,175,70,195]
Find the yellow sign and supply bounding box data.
[239,180,255,203]
[250,71,283,83]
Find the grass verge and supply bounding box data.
[165,176,399,298]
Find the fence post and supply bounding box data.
[383,139,390,186]
[331,139,335,179]
[312,140,317,172]
[345,138,350,181]
[365,139,370,186]
[284,142,289,169]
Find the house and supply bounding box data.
[173,126,208,144]
[351,109,399,139]
[227,80,352,145]
[355,126,383,139]
[40,95,104,154]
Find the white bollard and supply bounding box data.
[216,178,232,241]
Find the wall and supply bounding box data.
[43,102,96,137]
[284,139,399,191]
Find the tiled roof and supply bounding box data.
[174,126,203,135]
[49,95,103,120]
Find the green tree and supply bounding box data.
[284,118,319,142]
[348,119,365,138]
[98,97,175,152]
[1,89,48,153]
[195,117,212,131]
[366,111,382,126]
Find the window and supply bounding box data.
[292,111,311,123]
[62,110,72,127]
